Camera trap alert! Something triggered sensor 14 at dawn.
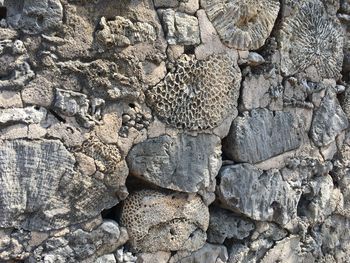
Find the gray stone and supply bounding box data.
[169,243,228,263]
[136,251,170,263]
[208,206,255,244]
[0,140,123,231]
[127,133,221,196]
[96,254,117,263]
[217,164,301,225]
[159,10,200,45]
[311,90,348,147]
[0,106,46,125]
[224,109,302,163]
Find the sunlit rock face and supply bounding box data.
[0,0,349,262]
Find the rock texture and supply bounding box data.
[224,109,302,163]
[1,0,350,262]
[120,190,209,253]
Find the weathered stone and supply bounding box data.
[127,133,221,196]
[169,243,228,263]
[310,90,348,147]
[224,109,302,163]
[208,206,255,244]
[260,236,301,263]
[0,90,22,108]
[217,164,301,225]
[136,251,170,263]
[159,10,200,45]
[121,189,209,253]
[0,140,124,231]
[0,106,46,125]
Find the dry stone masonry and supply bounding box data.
[0,0,350,262]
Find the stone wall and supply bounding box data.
[0,0,350,262]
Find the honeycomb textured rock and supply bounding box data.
[121,190,209,253]
[146,54,241,130]
[201,0,280,50]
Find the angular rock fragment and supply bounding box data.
[30,220,128,263]
[208,206,255,244]
[224,109,301,163]
[0,106,46,125]
[127,133,221,196]
[96,16,157,48]
[2,0,63,34]
[146,53,241,130]
[260,236,301,263]
[169,243,228,263]
[159,9,200,45]
[217,164,301,225]
[279,0,344,79]
[310,90,348,147]
[201,0,280,50]
[121,189,209,253]
[0,140,124,231]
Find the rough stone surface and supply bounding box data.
[146,53,241,130]
[201,0,280,50]
[127,133,221,196]
[224,109,302,163]
[310,90,349,147]
[1,0,350,261]
[217,164,301,225]
[121,190,209,253]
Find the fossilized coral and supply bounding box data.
[279,0,344,79]
[95,16,157,48]
[121,190,209,253]
[146,54,241,130]
[201,0,280,50]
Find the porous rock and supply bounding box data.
[217,163,301,225]
[207,206,255,244]
[127,133,221,197]
[146,53,241,130]
[223,108,302,163]
[120,189,209,253]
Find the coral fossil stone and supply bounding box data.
[201,0,280,50]
[146,54,241,130]
[121,190,209,253]
[279,0,344,79]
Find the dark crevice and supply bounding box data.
[0,7,6,20]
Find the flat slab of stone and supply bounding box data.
[223,109,301,163]
[127,133,221,194]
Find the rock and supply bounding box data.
[223,109,302,163]
[154,0,178,8]
[279,0,344,79]
[159,10,200,45]
[178,0,199,14]
[127,133,221,197]
[246,52,265,66]
[169,243,228,263]
[201,0,280,50]
[96,254,117,263]
[146,53,241,131]
[30,220,128,263]
[21,75,55,107]
[116,248,138,263]
[95,16,157,48]
[207,206,255,244]
[0,140,124,231]
[120,189,209,253]
[0,90,22,108]
[260,236,301,263]
[0,106,46,125]
[217,164,301,225]
[311,90,348,147]
[136,251,171,263]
